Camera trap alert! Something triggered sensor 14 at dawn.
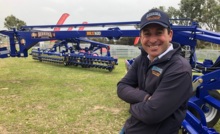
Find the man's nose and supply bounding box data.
[149,35,157,43]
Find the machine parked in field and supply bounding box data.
[31,38,118,72]
[0,20,220,133]
[0,23,120,71]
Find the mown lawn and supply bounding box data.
[0,57,219,133]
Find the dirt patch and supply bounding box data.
[0,125,8,134]
[93,105,121,115]
[0,88,9,90]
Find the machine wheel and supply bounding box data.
[63,61,68,66]
[181,128,188,134]
[108,66,114,72]
[63,57,69,66]
[189,90,220,127]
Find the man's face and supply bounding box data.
[140,23,173,61]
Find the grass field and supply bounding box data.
[0,57,219,133]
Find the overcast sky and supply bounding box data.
[0,0,181,30]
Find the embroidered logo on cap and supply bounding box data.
[152,66,163,77]
[146,12,161,21]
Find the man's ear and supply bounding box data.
[169,30,173,42]
[140,33,144,44]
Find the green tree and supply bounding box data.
[160,0,220,49]
[201,0,220,31]
[164,0,220,31]
[178,0,205,21]
[118,37,136,45]
[4,15,26,30]
[158,6,188,25]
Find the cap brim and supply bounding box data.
[140,21,168,30]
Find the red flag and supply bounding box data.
[67,27,74,31]
[50,13,70,42]
[78,21,88,30]
[54,13,70,31]
[134,37,140,45]
[67,21,88,31]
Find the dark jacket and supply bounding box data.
[117,42,192,134]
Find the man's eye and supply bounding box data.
[144,32,151,36]
[156,31,163,35]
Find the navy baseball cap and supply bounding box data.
[140,9,170,30]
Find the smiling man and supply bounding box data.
[117,9,192,134]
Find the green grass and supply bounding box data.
[0,57,219,133]
[0,57,129,134]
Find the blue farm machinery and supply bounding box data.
[31,38,117,72]
[0,20,220,133]
[0,24,120,72]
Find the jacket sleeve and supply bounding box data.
[117,57,150,104]
[129,69,192,124]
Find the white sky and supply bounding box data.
[0,0,181,30]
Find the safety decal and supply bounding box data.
[152,66,163,77]
[86,31,101,36]
[31,32,55,39]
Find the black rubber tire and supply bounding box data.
[188,90,220,127]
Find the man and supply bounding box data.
[117,8,192,134]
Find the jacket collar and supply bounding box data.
[141,42,182,62]
[147,43,174,61]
